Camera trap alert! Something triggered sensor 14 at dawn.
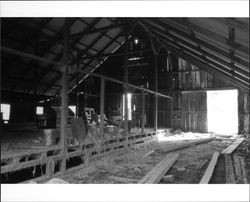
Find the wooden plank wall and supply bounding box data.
[168,57,249,134]
[238,91,250,136]
[158,96,171,128]
[182,92,207,132]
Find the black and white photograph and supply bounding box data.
[0,1,249,202]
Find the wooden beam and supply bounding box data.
[154,53,158,132]
[145,19,249,77]
[225,154,236,184]
[100,78,105,142]
[168,18,249,54]
[38,18,78,51]
[68,31,123,93]
[4,77,61,89]
[1,45,173,99]
[60,18,70,175]
[159,137,215,154]
[76,50,80,117]
[140,26,249,92]
[215,18,249,32]
[222,138,245,154]
[148,29,250,92]
[70,23,122,39]
[199,152,220,184]
[233,155,243,183]
[181,87,237,93]
[153,18,249,68]
[124,25,129,143]
[229,26,236,78]
[142,20,249,78]
[39,19,102,95]
[80,49,152,60]
[78,70,172,99]
[141,90,145,134]
[239,157,249,184]
[138,153,179,184]
[0,17,1,132]
[1,46,62,67]
[20,19,78,92]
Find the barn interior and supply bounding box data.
[0,18,249,184]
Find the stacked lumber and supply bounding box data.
[222,138,246,184]
[222,138,245,154]
[225,154,236,184]
[199,152,220,184]
[239,157,248,184]
[138,153,179,184]
[233,155,248,184]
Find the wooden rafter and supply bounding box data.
[68,31,123,94]
[10,19,78,93]
[137,22,249,92]
[142,19,249,78]
[140,20,249,85]
[155,18,249,67]
[167,18,249,55]
[38,18,102,95]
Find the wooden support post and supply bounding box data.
[100,78,105,142]
[141,90,145,134]
[154,53,158,132]
[123,25,129,146]
[0,18,1,131]
[170,99,173,128]
[76,50,80,118]
[60,18,70,175]
[167,51,174,128]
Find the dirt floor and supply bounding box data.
[63,133,235,184]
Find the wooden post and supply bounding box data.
[154,53,158,132]
[0,17,1,130]
[168,51,174,128]
[123,25,129,146]
[100,78,105,142]
[60,18,70,175]
[170,98,173,129]
[76,50,80,118]
[141,90,145,134]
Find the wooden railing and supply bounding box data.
[1,130,165,183]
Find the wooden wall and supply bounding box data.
[182,92,207,132]
[169,56,249,134]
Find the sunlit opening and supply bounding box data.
[36,106,44,115]
[134,38,139,44]
[69,105,76,117]
[128,57,143,61]
[1,104,11,121]
[207,89,238,135]
[123,93,132,121]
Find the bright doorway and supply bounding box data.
[207,89,238,135]
[123,93,132,120]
